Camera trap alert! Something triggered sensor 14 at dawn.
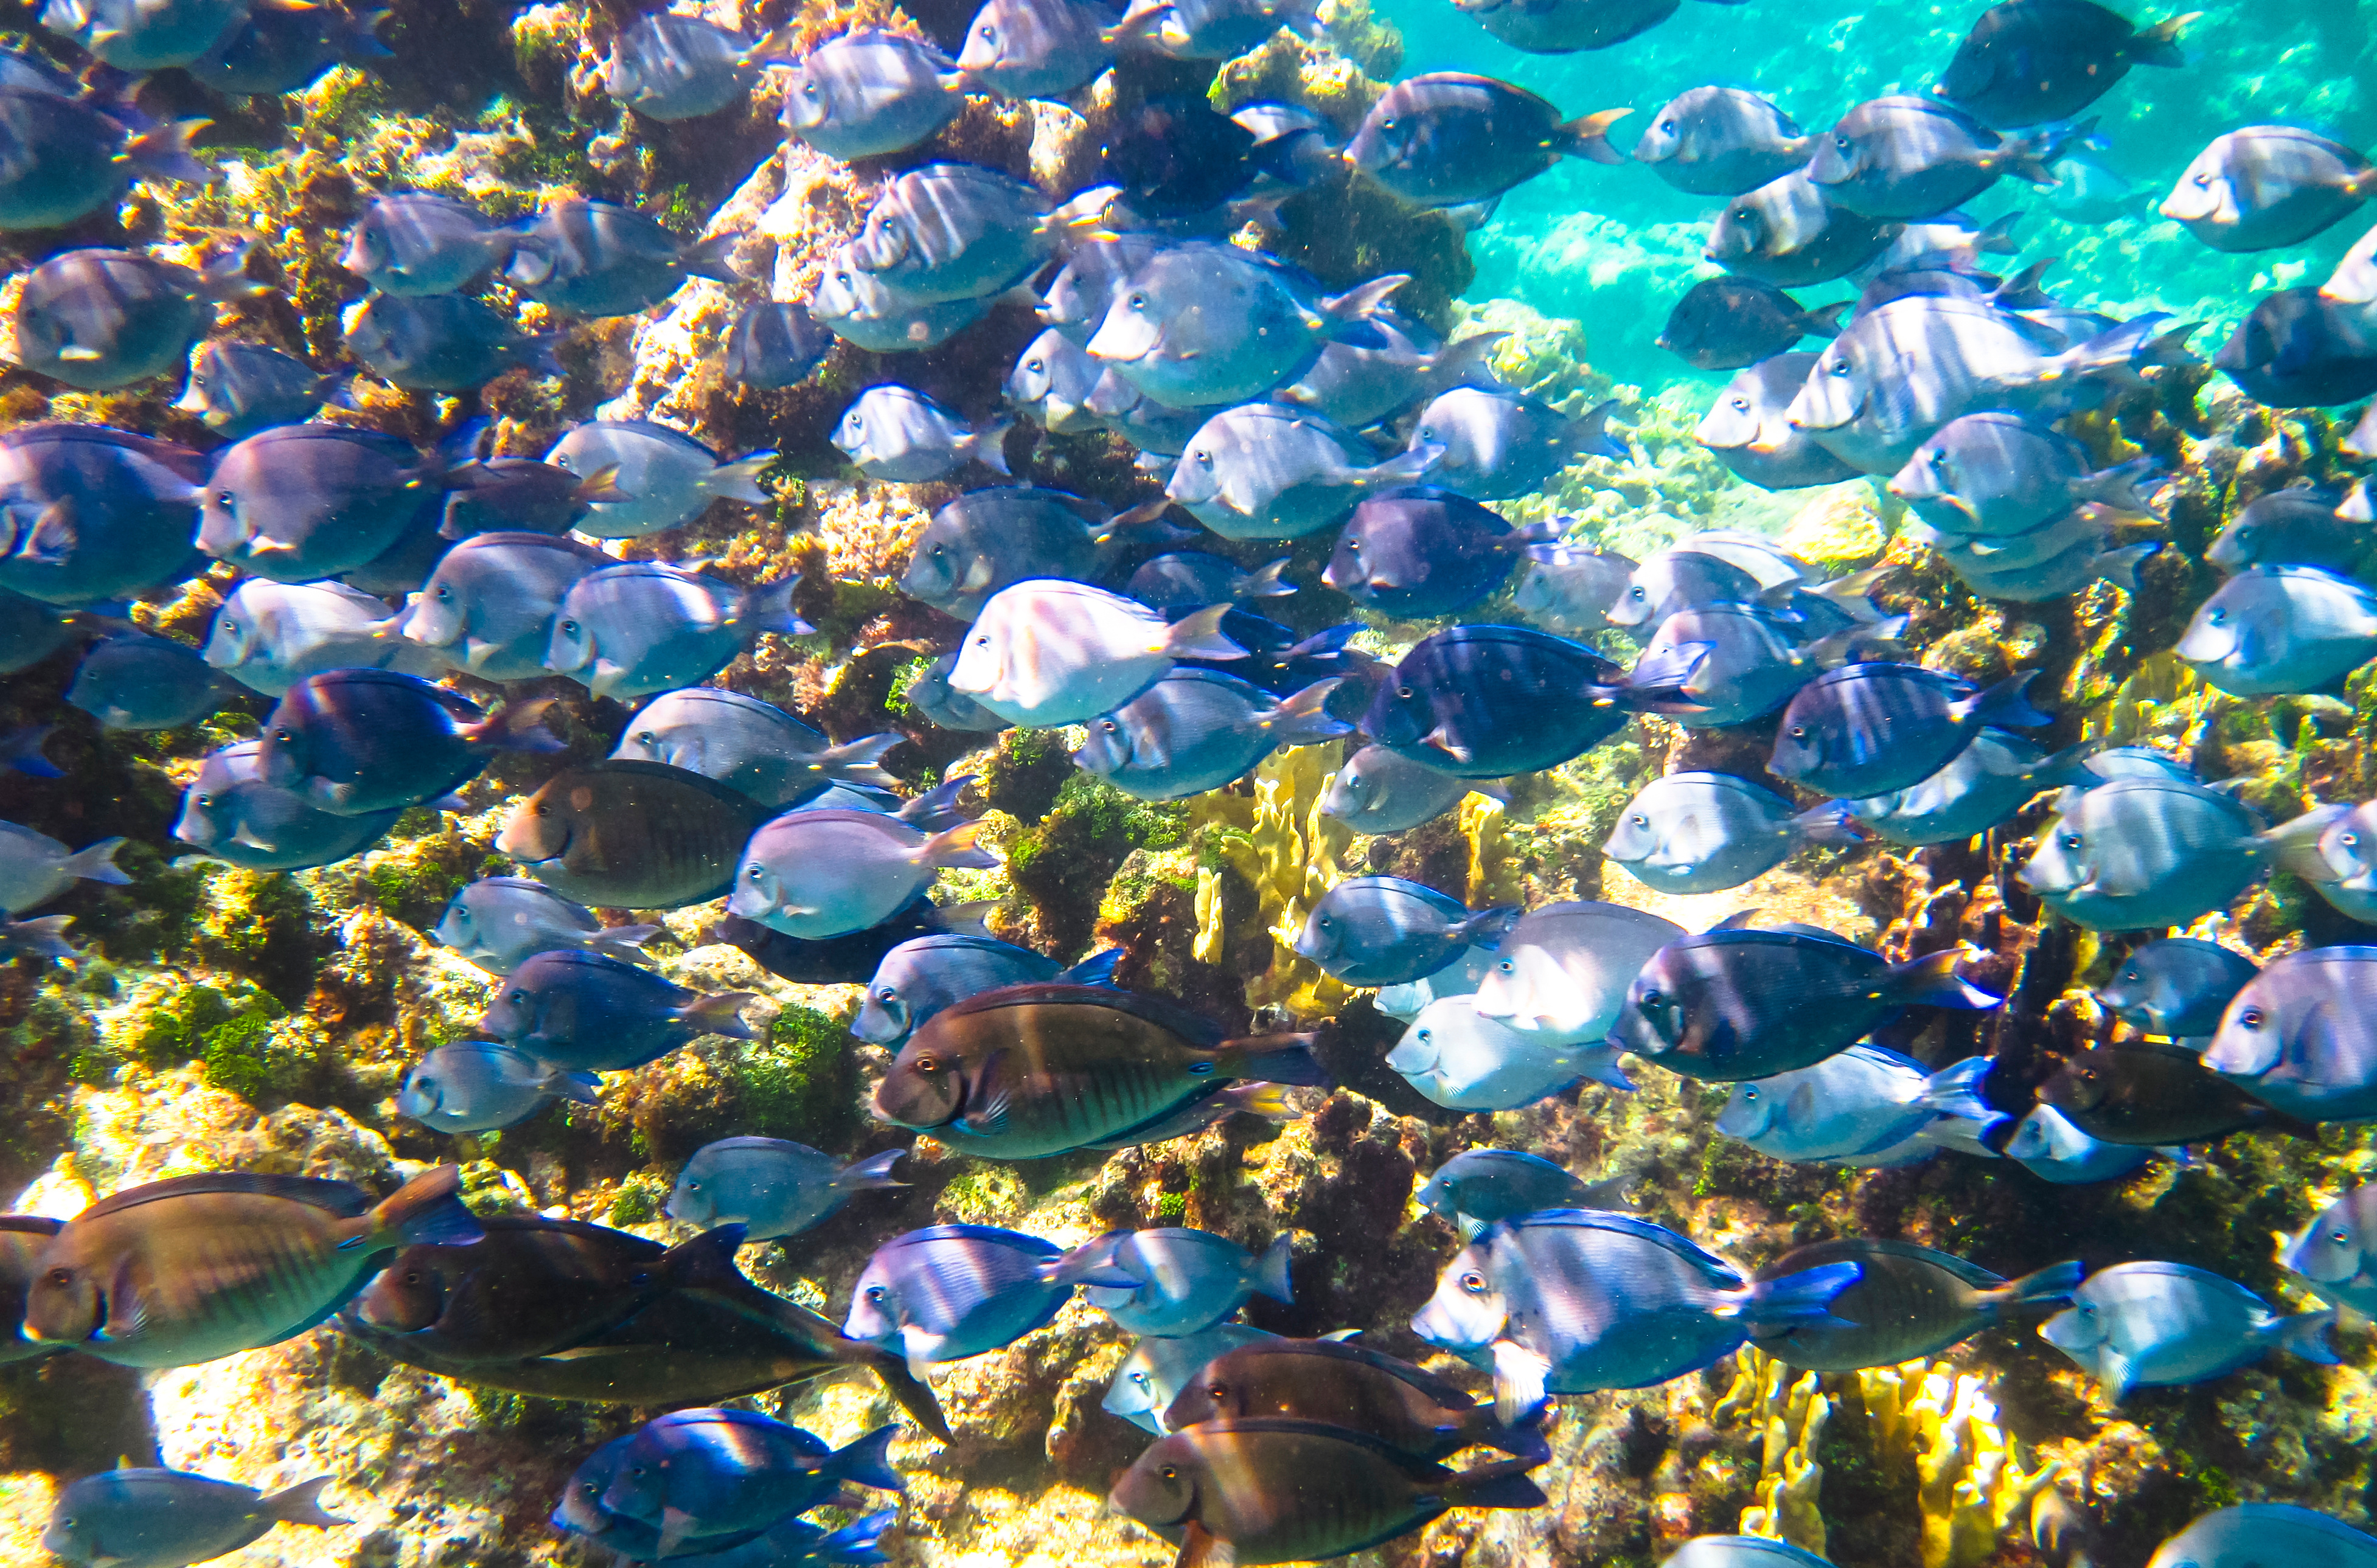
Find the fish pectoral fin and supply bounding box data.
[658,1508,699,1558]
[1785,1080,1818,1123]
[961,1050,1015,1136]
[959,556,997,592]
[1421,724,1474,764]
[102,1254,150,1343]
[899,1324,944,1383]
[532,1345,641,1361]
[2094,1347,2134,1404]
[1174,1520,1233,1568]
[230,825,279,851]
[1488,1337,1550,1426]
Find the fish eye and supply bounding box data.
[214,490,234,507]
[803,82,819,95]
[1831,361,1851,376]
[866,1284,887,1301]
[1641,988,1663,1007]
[2193,171,2211,187]
[1027,358,1042,372]
[1743,1086,1758,1100]
[1459,1270,1486,1292]
[1787,725,1805,738]
[1160,1466,1180,1482]
[274,727,293,742]
[1132,1371,1149,1387]
[2207,608,2226,625]
[535,803,550,817]
[1207,1382,1226,1398]
[46,1266,71,1286]
[2238,1007,2264,1028]
[195,793,213,807]
[877,986,896,999]
[1101,720,1119,732]
[1660,119,1674,132]
[748,866,764,879]
[2059,831,2082,850]
[2348,833,2362,848]
[1834,134,1850,149]
[1498,959,1512,973]
[561,619,580,635]
[1417,1029,1432,1042]
[507,990,526,1004]
[914,1056,939,1072]
[2337,1230,2352,1244]
[1396,685,1413,699]
[1630,813,1647,827]
[1730,397,1749,411]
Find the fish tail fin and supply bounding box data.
[2269,803,2351,881]
[1056,947,1124,985]
[1452,905,1524,949]
[2080,455,2164,515]
[260,1476,349,1528]
[2003,117,2095,186]
[585,922,664,963]
[815,732,908,791]
[835,1147,909,1193]
[864,1345,953,1441]
[1740,1260,1862,1328]
[1789,799,1864,848]
[706,449,781,505]
[357,1164,483,1251]
[1251,1233,1295,1303]
[1215,1030,1325,1086]
[573,462,633,504]
[1913,1054,1998,1123]
[681,231,743,283]
[737,574,815,637]
[2,914,76,959]
[125,116,211,184]
[1267,679,1353,746]
[961,418,1013,476]
[3,725,61,779]
[1882,946,2002,1009]
[1800,298,1851,339]
[1160,602,1247,662]
[681,990,760,1040]
[1981,1259,2084,1317]
[823,1423,904,1492]
[541,1070,602,1106]
[1488,1339,1551,1425]
[1959,668,2053,731]
[1221,1081,1297,1122]
[58,836,131,886]
[1556,107,1630,165]
[2274,1307,2340,1364]
[820,1508,898,1565]
[1425,330,1509,392]
[197,236,270,300]
[1365,443,1443,485]
[468,696,565,755]
[1046,1236,1138,1289]
[2126,10,2195,65]
[2090,541,2157,592]
[897,774,976,833]
[658,1223,752,1291]
[2038,313,2197,385]
[1624,639,1714,700]
[915,818,999,872]
[1565,1047,1635,1092]
[1439,1457,1550,1510]
[1320,274,1408,321]
[1236,557,1296,598]
[1566,398,1629,462]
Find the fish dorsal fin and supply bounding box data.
[71,1172,374,1224]
[1708,909,1759,932]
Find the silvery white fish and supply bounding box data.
[1511,544,1636,635]
[2002,1104,2157,1184]
[586,12,760,121]
[1802,95,2064,221]
[1705,171,1898,289]
[2096,937,2259,1036]
[1386,995,1631,1111]
[1888,411,2161,536]
[2175,564,2377,696]
[1416,1150,1604,1235]
[171,740,403,873]
[1469,901,1685,1043]
[778,29,963,159]
[1165,403,1436,540]
[396,1041,600,1133]
[1632,86,1815,196]
[203,578,451,697]
[1005,328,1105,434]
[1037,231,1168,344]
[1374,943,1501,1022]
[546,564,810,701]
[832,385,1010,480]
[1275,320,1504,433]
[338,193,517,296]
[1695,354,1862,491]
[65,633,226,730]
[1845,729,2083,846]
[173,341,337,438]
[544,420,775,539]
[1714,1046,2002,1166]
[1087,242,1404,411]
[1411,1210,1861,1420]
[1081,1228,1294,1337]
[2281,1185,2377,1317]
[610,687,901,808]
[1075,670,1346,800]
[2159,127,2376,252]
[728,808,995,940]
[2145,1504,2377,1568]
[1292,875,1517,988]
[2200,947,2377,1122]
[1659,1540,1838,1568]
[394,530,610,682]
[1604,771,1861,894]
[947,581,1243,727]
[956,0,1112,97]
[2039,1261,2336,1400]
[724,299,834,389]
[666,1139,908,1238]
[1086,370,1221,458]
[846,162,1051,305]
[0,821,128,913]
[1605,532,1812,631]
[854,934,1119,1045]
[1104,1323,1280,1432]
[503,197,739,318]
[2020,776,2274,932]
[1319,745,1487,834]
[1405,387,1624,501]
[809,245,990,351]
[843,1224,1133,1371]
[429,876,660,976]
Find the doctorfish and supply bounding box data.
[1160,1336,1550,1462]
[1749,1238,2080,1370]
[2038,1041,2319,1145]
[873,983,1323,1159]
[495,760,770,909]
[22,1167,482,1369]
[338,1216,950,1439]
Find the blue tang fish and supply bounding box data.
[729,808,995,940]
[336,193,520,297]
[1467,901,1685,1044]
[1292,875,1517,987]
[2176,564,2377,696]
[172,740,402,872]
[1415,1150,1609,1236]
[1405,387,1624,501]
[66,633,226,730]
[1603,771,1861,894]
[544,419,777,538]
[1715,1046,2003,1165]
[1124,553,1293,612]
[1080,1227,1294,1337]
[2096,937,2259,1036]
[1769,662,2051,797]
[41,1468,347,1568]
[173,341,339,438]
[2039,1261,2336,1400]
[342,291,559,391]
[2019,775,2275,932]
[725,300,834,389]
[195,422,447,585]
[2002,1104,2158,1185]
[852,934,1121,1045]
[204,578,451,697]
[257,668,560,816]
[1386,995,1630,1111]
[12,245,260,390]
[0,820,128,914]
[479,949,757,1074]
[2281,1184,2377,1318]
[611,687,902,808]
[2201,947,2377,1122]
[832,384,1011,482]
[1104,1323,1282,1432]
[503,197,738,318]
[956,0,1113,99]
[947,581,1244,727]
[1074,670,1347,801]
[588,13,761,121]
[396,1041,600,1133]
[1317,744,1491,834]
[394,530,611,682]
[428,875,660,975]
[666,1139,908,1238]
[776,29,964,160]
[845,162,1052,305]
[546,563,810,701]
[0,423,206,609]
[1323,488,1550,617]
[843,1224,1135,1370]
[2145,1505,2377,1568]
[594,1412,898,1555]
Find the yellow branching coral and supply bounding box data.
[1461,794,1525,908]
[1714,1347,1829,1557]
[1857,1360,2062,1568]
[1189,744,1352,1018]
[2084,650,2216,751]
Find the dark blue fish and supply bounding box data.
[724,300,834,389]
[1345,73,1624,209]
[257,667,561,816]
[2215,287,2377,408]
[480,949,757,1072]
[1075,670,1348,800]
[1405,387,1625,501]
[0,86,201,232]
[172,740,403,872]
[0,588,70,673]
[397,1041,600,1134]
[707,895,992,985]
[506,198,738,317]
[1101,94,1263,218]
[843,1224,1133,1369]
[39,0,245,69]
[1937,0,2190,127]
[65,632,224,730]
[1125,552,1293,611]
[1768,662,2050,797]
[195,422,447,585]
[2097,937,2259,1036]
[2206,485,2365,572]
[173,341,338,438]
[667,1140,907,1238]
[775,28,964,159]
[897,486,1126,621]
[344,292,560,391]
[42,1468,347,1568]
[1659,278,1846,371]
[1360,623,1702,779]
[1416,1149,1601,1234]
[1292,875,1517,986]
[1324,487,1551,617]
[438,459,624,539]
[186,2,390,94]
[956,0,1113,97]
[853,934,1120,1044]
[338,193,518,297]
[844,162,1050,305]
[1705,172,1900,288]
[590,1412,898,1556]
[546,564,810,701]
[0,423,205,608]
[1803,95,2067,221]
[12,245,260,390]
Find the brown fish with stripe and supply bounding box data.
[1748,1238,2080,1371]
[1109,1417,1547,1568]
[23,1166,481,1369]
[872,983,1324,1159]
[495,759,768,909]
[2039,1040,2319,1145]
[1161,1336,1548,1460]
